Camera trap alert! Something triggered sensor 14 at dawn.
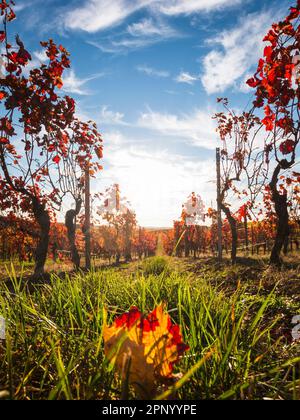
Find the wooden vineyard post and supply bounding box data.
[244,213,249,253]
[216,148,223,263]
[85,165,91,270]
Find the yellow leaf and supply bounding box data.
[103,305,189,398]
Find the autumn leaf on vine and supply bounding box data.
[279,139,295,155]
[52,155,60,164]
[103,305,189,398]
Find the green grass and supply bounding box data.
[0,257,299,400]
[141,256,171,277]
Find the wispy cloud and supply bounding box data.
[165,90,179,95]
[64,0,142,33]
[127,17,176,38]
[175,71,200,85]
[63,0,244,33]
[33,50,48,63]
[62,70,106,95]
[21,49,48,76]
[88,17,179,53]
[137,65,170,78]
[14,1,35,12]
[155,0,243,15]
[201,8,281,94]
[100,106,128,125]
[137,107,217,149]
[22,51,105,96]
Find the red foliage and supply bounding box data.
[247,2,300,159]
[261,105,275,131]
[279,139,295,155]
[112,306,189,358]
[0,4,103,273]
[115,307,141,329]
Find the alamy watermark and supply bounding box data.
[0,316,5,340]
[292,315,300,341]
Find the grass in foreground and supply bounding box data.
[0,256,299,400]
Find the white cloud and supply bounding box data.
[238,73,253,94]
[95,37,156,53]
[63,0,243,33]
[89,18,179,53]
[165,90,179,95]
[20,51,105,95]
[14,1,34,12]
[19,49,49,77]
[64,0,144,33]
[62,70,105,95]
[33,50,48,63]
[104,131,130,149]
[201,10,280,94]
[156,0,243,15]
[127,17,177,38]
[137,108,218,149]
[100,106,128,125]
[101,132,216,226]
[176,71,200,85]
[137,65,170,78]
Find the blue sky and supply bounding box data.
[8,0,294,226]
